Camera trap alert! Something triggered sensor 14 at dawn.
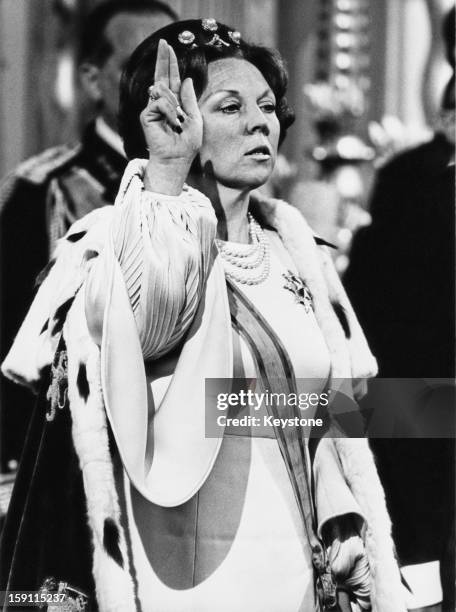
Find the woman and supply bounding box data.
[2,19,405,612]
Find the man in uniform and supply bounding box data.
[0,0,177,473]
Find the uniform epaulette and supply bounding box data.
[14,143,83,185]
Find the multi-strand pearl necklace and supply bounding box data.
[215,213,270,285]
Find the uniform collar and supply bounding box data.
[80,121,128,201]
[94,117,126,158]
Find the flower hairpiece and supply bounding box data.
[178,30,195,45]
[202,18,218,32]
[177,18,241,49]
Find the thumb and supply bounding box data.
[180,78,199,117]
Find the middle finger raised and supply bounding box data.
[168,44,181,97]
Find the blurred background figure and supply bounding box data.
[0,0,177,480]
[344,6,455,612]
[287,0,455,275]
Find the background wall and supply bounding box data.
[0,0,453,179]
[0,0,29,176]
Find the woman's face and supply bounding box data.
[198,58,280,190]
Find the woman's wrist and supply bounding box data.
[144,157,193,195]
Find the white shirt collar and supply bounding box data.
[95,117,126,158]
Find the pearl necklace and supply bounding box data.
[215,213,270,285]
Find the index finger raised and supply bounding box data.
[154,39,170,86]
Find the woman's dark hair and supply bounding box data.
[119,19,295,159]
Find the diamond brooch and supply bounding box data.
[283,271,314,313]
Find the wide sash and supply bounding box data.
[227,279,339,611]
[227,281,318,546]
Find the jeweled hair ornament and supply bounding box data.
[202,18,218,32]
[178,30,195,45]
[177,18,241,49]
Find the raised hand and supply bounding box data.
[140,39,203,194]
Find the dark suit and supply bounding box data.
[344,134,455,609]
[345,134,454,378]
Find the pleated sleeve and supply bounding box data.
[85,160,217,361]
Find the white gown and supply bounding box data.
[117,229,336,612]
